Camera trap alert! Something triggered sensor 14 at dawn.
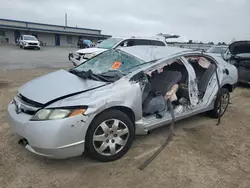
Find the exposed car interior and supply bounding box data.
[141,56,217,118]
[141,60,189,118]
[186,56,216,98]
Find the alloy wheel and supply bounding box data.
[217,93,229,115]
[93,119,129,156]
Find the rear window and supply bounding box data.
[131,39,151,46]
[126,39,165,47]
[151,40,166,46]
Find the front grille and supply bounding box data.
[28,43,38,45]
[14,94,43,115]
[18,94,43,107]
[21,108,36,115]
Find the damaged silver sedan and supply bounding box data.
[8,46,238,162]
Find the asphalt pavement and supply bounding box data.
[0,44,77,70]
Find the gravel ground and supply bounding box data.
[1,45,250,188]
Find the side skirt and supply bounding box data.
[135,103,214,135]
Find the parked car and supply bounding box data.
[77,39,95,49]
[68,36,167,66]
[223,41,250,84]
[8,46,237,162]
[206,45,228,56]
[19,35,40,50]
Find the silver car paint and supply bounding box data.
[19,69,107,104]
[8,103,95,158]
[8,46,238,159]
[180,57,199,105]
[48,77,143,121]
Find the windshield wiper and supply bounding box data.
[69,69,123,83]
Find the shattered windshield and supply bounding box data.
[70,49,145,82]
[96,38,123,49]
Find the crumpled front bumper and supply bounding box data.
[7,102,93,159]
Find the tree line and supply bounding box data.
[168,40,227,45]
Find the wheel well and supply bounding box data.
[97,106,135,124]
[222,84,233,92]
[111,106,135,123]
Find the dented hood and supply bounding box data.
[19,69,106,104]
[229,41,250,55]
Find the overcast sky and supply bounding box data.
[1,0,250,43]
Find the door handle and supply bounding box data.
[223,69,229,75]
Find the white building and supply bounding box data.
[0,18,111,46]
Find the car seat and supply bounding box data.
[150,69,182,94]
[167,63,188,84]
[198,64,216,94]
[142,69,182,116]
[177,64,216,99]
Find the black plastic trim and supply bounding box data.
[41,84,108,108]
[18,94,44,107]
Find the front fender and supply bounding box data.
[86,82,143,121]
[47,80,143,121]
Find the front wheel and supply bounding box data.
[208,88,230,118]
[85,109,135,162]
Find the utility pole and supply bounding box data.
[65,13,68,26]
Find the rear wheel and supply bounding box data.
[208,88,230,118]
[85,109,134,162]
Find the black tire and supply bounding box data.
[37,47,40,50]
[85,109,135,162]
[208,88,230,118]
[20,45,22,49]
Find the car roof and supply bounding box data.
[111,36,165,42]
[22,35,36,37]
[119,46,191,62]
